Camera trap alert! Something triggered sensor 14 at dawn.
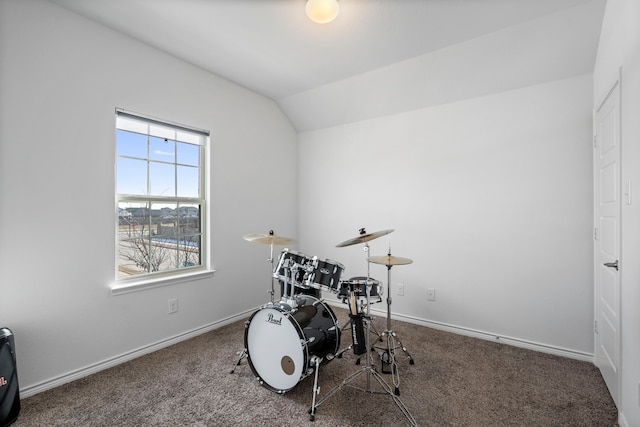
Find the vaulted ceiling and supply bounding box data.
[49,0,606,131]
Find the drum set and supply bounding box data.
[231,229,417,426]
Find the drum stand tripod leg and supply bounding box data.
[229,348,247,374]
[382,330,415,365]
[335,342,353,359]
[311,315,418,426]
[308,356,322,421]
[230,319,250,374]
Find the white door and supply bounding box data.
[594,79,621,406]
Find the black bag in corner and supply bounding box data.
[0,328,20,426]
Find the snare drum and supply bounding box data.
[338,276,382,302]
[244,295,340,393]
[274,249,313,287]
[307,258,344,291]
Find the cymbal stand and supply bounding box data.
[376,260,415,364]
[369,261,414,398]
[268,241,276,303]
[309,244,417,426]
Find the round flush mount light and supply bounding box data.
[306,0,339,24]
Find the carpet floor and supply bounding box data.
[14,302,617,426]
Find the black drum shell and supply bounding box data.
[307,258,344,291]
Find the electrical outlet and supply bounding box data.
[397,283,404,296]
[168,298,178,314]
[427,288,436,301]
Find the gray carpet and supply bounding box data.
[14,304,617,426]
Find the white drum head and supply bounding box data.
[246,307,305,391]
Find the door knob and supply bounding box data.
[604,260,619,271]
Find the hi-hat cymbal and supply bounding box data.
[243,230,295,246]
[369,255,413,266]
[336,228,394,247]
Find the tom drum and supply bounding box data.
[273,249,313,288]
[307,258,344,292]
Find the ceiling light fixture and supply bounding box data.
[306,0,339,24]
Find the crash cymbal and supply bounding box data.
[369,255,413,266]
[243,230,295,246]
[336,228,394,247]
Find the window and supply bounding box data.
[115,109,208,283]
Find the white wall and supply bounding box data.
[299,74,595,357]
[594,0,640,425]
[0,0,297,394]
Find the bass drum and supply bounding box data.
[244,295,340,393]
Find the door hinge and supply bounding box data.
[594,320,599,334]
[594,227,598,240]
[593,134,597,149]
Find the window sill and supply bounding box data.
[110,269,215,296]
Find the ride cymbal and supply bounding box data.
[243,230,295,246]
[336,228,394,247]
[369,255,413,266]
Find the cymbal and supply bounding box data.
[369,255,413,266]
[243,231,295,246]
[336,228,394,247]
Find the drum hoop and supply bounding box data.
[282,248,313,259]
[342,278,381,285]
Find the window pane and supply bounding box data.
[118,238,149,277]
[148,202,176,273]
[177,165,199,198]
[177,142,199,166]
[177,235,201,267]
[178,204,201,230]
[152,240,179,273]
[149,162,175,196]
[150,136,175,163]
[117,201,152,277]
[118,201,147,226]
[117,157,147,195]
[117,130,147,159]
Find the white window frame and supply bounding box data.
[112,109,212,294]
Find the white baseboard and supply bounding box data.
[22,301,595,398]
[325,300,594,363]
[20,309,254,398]
[618,411,628,427]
